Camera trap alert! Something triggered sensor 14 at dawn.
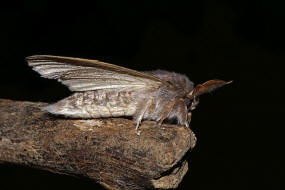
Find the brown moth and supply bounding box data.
[26,55,231,134]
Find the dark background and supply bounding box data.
[0,0,284,189]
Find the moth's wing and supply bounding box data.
[26,55,168,91]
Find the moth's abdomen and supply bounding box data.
[44,90,137,118]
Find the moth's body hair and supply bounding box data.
[26,55,231,134]
[45,70,194,127]
[44,90,137,118]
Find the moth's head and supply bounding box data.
[185,79,232,110]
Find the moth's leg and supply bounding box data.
[186,112,192,128]
[170,98,188,128]
[133,99,152,135]
[186,98,199,128]
[157,100,176,126]
[190,97,199,111]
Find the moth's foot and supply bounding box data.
[184,122,190,128]
[135,121,141,135]
[135,130,141,136]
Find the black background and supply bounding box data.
[0,0,284,189]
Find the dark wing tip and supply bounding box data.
[26,55,53,61]
[25,55,35,62]
[25,55,39,66]
[25,55,63,67]
[26,55,40,60]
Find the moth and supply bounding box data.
[26,55,231,134]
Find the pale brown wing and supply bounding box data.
[26,55,169,91]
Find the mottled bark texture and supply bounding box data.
[0,99,196,190]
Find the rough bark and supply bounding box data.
[0,99,196,190]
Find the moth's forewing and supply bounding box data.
[26,55,168,92]
[26,55,166,82]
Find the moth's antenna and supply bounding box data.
[187,80,232,100]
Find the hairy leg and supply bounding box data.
[186,112,192,128]
[133,99,153,135]
[157,100,176,126]
[169,99,188,127]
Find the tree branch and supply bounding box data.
[0,99,196,190]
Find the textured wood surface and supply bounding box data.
[0,99,196,190]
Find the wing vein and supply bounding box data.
[26,55,165,92]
